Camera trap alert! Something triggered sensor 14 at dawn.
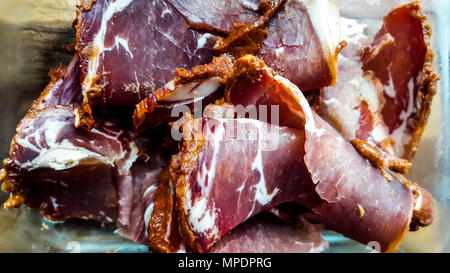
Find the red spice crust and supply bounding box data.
[213,0,284,58]
[147,166,178,253]
[403,1,439,160]
[170,114,206,252]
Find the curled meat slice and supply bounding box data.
[148,163,327,253]
[320,18,400,164]
[223,55,431,252]
[3,106,136,223]
[171,114,319,252]
[362,1,438,159]
[1,56,163,244]
[321,2,438,161]
[77,0,341,108]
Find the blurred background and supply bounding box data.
[0,0,448,252]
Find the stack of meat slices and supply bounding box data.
[0,0,438,252]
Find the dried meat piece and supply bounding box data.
[362,1,438,159]
[257,0,341,91]
[1,55,164,244]
[223,56,431,252]
[171,114,319,252]
[31,56,83,111]
[76,0,218,107]
[133,77,224,136]
[3,106,135,223]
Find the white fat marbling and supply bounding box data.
[22,140,113,171]
[188,196,218,236]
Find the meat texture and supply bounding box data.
[362,1,438,159]
[77,0,341,108]
[171,114,320,252]
[134,77,224,136]
[4,106,134,223]
[168,55,430,253]
[167,0,260,33]
[31,56,83,110]
[149,149,327,254]
[320,18,390,150]
[1,56,164,244]
[76,0,218,107]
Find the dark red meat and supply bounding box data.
[76,0,218,107]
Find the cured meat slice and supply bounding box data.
[321,1,438,161]
[302,112,415,253]
[0,57,164,243]
[171,114,320,252]
[2,106,136,223]
[173,0,341,91]
[362,1,438,159]
[77,0,340,108]
[0,53,169,245]
[133,54,235,136]
[1,104,165,244]
[223,55,431,252]
[210,214,328,253]
[257,0,341,91]
[148,165,327,254]
[76,0,218,107]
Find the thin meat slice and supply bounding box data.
[321,2,438,161]
[77,0,341,108]
[148,165,186,253]
[210,214,328,253]
[224,55,431,252]
[1,105,164,245]
[362,1,438,159]
[172,0,342,91]
[320,18,396,156]
[148,164,327,253]
[118,153,166,244]
[303,112,415,253]
[76,0,218,107]
[171,114,320,252]
[0,56,163,244]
